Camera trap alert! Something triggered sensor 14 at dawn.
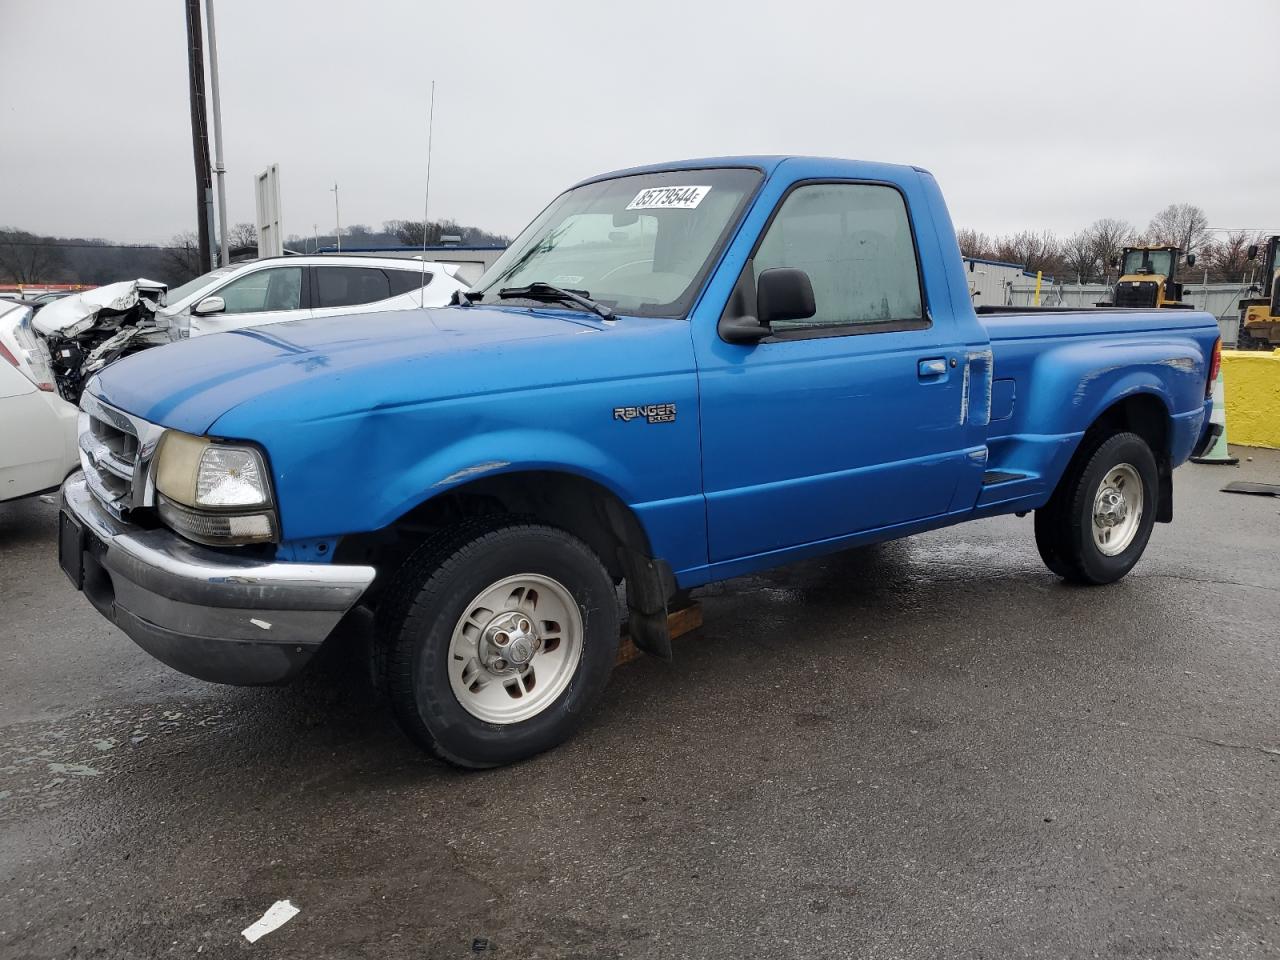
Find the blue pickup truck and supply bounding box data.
[60,156,1222,767]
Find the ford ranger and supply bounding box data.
[58,156,1222,768]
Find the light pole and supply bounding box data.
[205,0,229,267]
[331,183,341,252]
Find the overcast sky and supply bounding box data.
[2,0,1277,245]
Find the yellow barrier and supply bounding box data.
[1222,350,1280,450]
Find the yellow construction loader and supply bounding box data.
[1106,245,1197,308]
[1238,235,1279,350]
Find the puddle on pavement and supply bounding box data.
[0,703,227,816]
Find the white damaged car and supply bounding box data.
[32,255,468,403]
[1,256,466,504]
[0,299,79,502]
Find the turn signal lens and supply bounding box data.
[197,446,268,507]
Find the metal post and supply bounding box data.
[183,0,213,273]
[331,183,341,252]
[205,0,229,267]
[204,186,217,271]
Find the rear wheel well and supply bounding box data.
[1076,393,1173,522]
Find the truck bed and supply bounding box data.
[971,305,1220,518]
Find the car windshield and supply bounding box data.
[165,265,237,306]
[471,168,763,318]
[1123,249,1174,276]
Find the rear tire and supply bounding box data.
[1034,432,1158,585]
[379,521,619,768]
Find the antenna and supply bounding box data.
[420,80,435,307]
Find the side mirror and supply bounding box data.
[193,295,225,316]
[1110,257,1120,269]
[756,268,816,326]
[1186,253,1196,268]
[1247,244,1259,261]
[719,268,818,345]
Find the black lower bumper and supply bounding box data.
[59,473,375,686]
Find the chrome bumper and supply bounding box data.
[59,473,375,685]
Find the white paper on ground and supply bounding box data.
[242,899,299,943]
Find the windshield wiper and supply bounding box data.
[497,282,614,320]
[450,288,483,307]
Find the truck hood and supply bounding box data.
[90,305,609,434]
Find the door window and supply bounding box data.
[753,183,924,332]
[215,267,303,314]
[315,267,392,308]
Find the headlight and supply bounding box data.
[153,431,278,545]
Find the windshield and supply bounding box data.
[1122,249,1174,276]
[164,265,237,307]
[471,168,763,317]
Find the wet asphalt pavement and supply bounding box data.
[2,450,1279,959]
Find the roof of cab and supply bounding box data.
[574,155,931,188]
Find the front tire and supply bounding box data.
[1034,431,1158,585]
[380,522,619,768]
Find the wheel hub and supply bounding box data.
[1094,486,1128,527]
[479,610,540,674]
[1091,462,1143,556]
[448,572,584,725]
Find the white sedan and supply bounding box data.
[157,254,469,336]
[34,254,469,345]
[4,256,469,503]
[0,300,78,503]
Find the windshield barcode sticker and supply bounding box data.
[626,185,711,210]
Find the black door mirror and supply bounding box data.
[1186,253,1196,268]
[756,268,816,325]
[1247,244,1259,261]
[719,267,817,345]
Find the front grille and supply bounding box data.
[79,412,138,510]
[77,390,163,517]
[1115,281,1158,308]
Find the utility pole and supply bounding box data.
[205,0,229,267]
[331,183,342,252]
[183,0,214,271]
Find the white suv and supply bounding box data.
[160,254,468,336]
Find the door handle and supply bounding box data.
[918,358,948,379]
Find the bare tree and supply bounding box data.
[993,230,1063,277]
[1087,218,1137,278]
[162,232,203,283]
[955,228,993,260]
[0,229,68,283]
[227,222,258,248]
[384,218,509,247]
[1202,229,1264,281]
[1061,230,1099,283]
[1147,203,1211,257]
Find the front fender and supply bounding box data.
[375,428,641,531]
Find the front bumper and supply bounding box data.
[59,473,375,685]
